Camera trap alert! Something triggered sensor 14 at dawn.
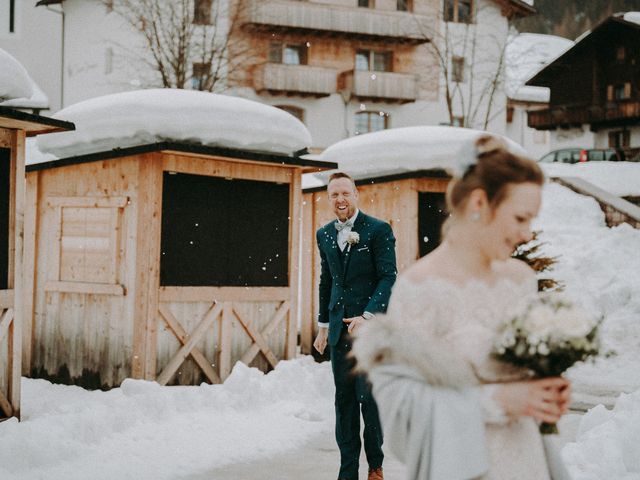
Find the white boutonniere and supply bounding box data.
[346,231,360,251]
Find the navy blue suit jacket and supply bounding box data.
[316,211,397,346]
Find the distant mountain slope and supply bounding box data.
[514,0,640,40]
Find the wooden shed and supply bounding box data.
[0,107,74,419]
[23,141,335,389]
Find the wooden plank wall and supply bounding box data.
[25,157,141,389]
[299,176,449,354]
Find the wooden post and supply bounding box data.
[133,153,163,380]
[10,130,25,418]
[285,170,301,359]
[22,172,38,375]
[299,192,315,355]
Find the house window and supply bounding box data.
[444,0,473,23]
[506,106,514,123]
[355,111,389,135]
[193,0,212,25]
[268,42,308,65]
[160,173,290,287]
[358,0,373,7]
[608,83,631,101]
[615,46,625,62]
[397,0,412,11]
[609,130,630,148]
[451,56,465,83]
[275,105,304,123]
[355,50,392,72]
[191,62,210,90]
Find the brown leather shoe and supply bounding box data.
[368,467,384,480]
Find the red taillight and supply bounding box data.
[579,150,588,162]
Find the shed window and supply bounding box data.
[0,149,9,290]
[160,172,290,287]
[419,192,448,257]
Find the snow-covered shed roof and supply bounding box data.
[505,33,574,103]
[30,89,335,172]
[0,48,34,101]
[303,126,525,190]
[36,89,313,157]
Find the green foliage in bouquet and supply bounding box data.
[512,231,563,292]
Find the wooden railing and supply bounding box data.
[339,70,419,102]
[253,63,338,96]
[242,0,432,43]
[528,101,640,129]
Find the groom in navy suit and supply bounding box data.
[314,172,397,480]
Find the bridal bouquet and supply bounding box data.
[493,293,601,434]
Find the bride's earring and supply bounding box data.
[471,212,480,221]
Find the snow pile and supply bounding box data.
[36,89,312,158]
[317,126,525,181]
[0,358,334,480]
[535,182,640,401]
[562,388,640,478]
[0,47,34,101]
[505,33,574,103]
[541,162,640,197]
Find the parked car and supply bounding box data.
[539,148,626,163]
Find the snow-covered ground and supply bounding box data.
[0,175,638,479]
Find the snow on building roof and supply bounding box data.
[505,33,574,103]
[36,89,313,159]
[622,11,640,26]
[0,47,35,101]
[305,126,526,188]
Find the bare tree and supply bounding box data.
[415,2,514,130]
[105,0,255,92]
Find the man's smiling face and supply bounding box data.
[328,177,359,222]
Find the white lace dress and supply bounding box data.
[354,275,551,480]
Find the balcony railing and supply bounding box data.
[242,0,432,44]
[339,70,419,103]
[253,63,338,97]
[528,101,640,129]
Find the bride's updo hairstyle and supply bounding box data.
[446,134,544,217]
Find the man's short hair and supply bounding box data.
[328,172,356,186]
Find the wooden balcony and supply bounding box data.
[339,70,419,103]
[528,101,640,130]
[253,63,338,97]
[242,0,432,44]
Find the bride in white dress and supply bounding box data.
[352,135,571,480]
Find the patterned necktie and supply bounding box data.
[334,219,354,232]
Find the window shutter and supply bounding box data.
[268,42,283,63]
[607,85,613,101]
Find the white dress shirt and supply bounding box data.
[337,209,359,251]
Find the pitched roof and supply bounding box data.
[527,13,640,87]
